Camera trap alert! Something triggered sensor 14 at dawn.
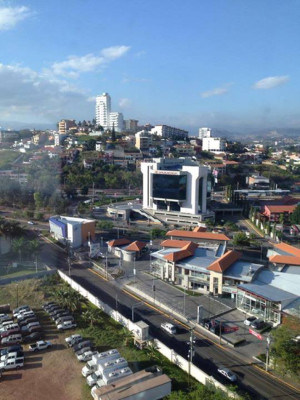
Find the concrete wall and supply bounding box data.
[57,271,239,399]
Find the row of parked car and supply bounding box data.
[43,302,77,331]
[0,305,43,347]
[65,333,96,362]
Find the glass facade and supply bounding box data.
[236,289,281,324]
[153,174,187,200]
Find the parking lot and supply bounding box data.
[0,309,86,400]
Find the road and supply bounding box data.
[39,238,300,400]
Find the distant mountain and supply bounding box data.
[0,120,56,131]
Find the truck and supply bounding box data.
[29,341,52,352]
[91,367,132,397]
[0,357,24,371]
[82,349,120,378]
[87,357,128,387]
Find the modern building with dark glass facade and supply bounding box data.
[141,158,213,224]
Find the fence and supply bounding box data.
[58,270,239,399]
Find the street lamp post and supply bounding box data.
[266,336,271,371]
[183,287,186,318]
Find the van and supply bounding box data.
[55,315,74,325]
[21,322,40,332]
[1,334,22,345]
[161,322,177,335]
[1,327,21,338]
[17,311,35,320]
[0,320,14,330]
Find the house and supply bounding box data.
[262,204,297,223]
[107,239,147,261]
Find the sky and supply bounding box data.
[0,0,299,134]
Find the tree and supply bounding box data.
[121,327,134,346]
[82,308,103,327]
[12,237,26,262]
[232,232,250,247]
[33,192,43,210]
[97,221,114,231]
[290,204,300,225]
[149,228,166,239]
[111,124,116,142]
[271,317,300,377]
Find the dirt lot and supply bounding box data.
[0,309,88,400]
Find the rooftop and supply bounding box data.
[207,250,242,273]
[166,230,230,241]
[107,238,131,247]
[125,241,147,252]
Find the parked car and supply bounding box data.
[46,305,61,313]
[43,302,56,309]
[14,308,32,318]
[17,311,35,321]
[29,340,52,352]
[0,345,23,357]
[57,320,77,331]
[51,310,70,320]
[161,322,177,335]
[19,317,38,328]
[44,303,59,312]
[55,315,74,325]
[0,320,15,331]
[75,346,92,357]
[23,332,43,343]
[77,350,98,362]
[217,366,237,382]
[1,327,21,338]
[250,319,266,330]
[22,326,42,336]
[21,322,41,332]
[0,314,11,322]
[0,322,18,333]
[1,351,24,362]
[73,340,92,352]
[13,305,30,317]
[244,316,257,326]
[65,334,82,346]
[1,334,22,345]
[0,357,24,371]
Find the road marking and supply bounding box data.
[88,268,108,281]
[253,364,300,394]
[88,268,300,395]
[244,219,264,237]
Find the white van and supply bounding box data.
[1,334,22,345]
[161,322,177,335]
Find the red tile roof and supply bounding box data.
[166,230,229,241]
[207,250,242,273]
[193,226,207,232]
[163,241,198,262]
[273,242,300,257]
[160,239,191,248]
[125,241,147,251]
[264,205,297,214]
[108,238,131,247]
[269,255,300,266]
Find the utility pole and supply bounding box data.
[183,287,186,318]
[188,328,195,388]
[105,253,108,280]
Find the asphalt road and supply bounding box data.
[39,239,300,400]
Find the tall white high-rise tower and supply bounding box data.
[95,93,111,129]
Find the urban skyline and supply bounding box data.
[0,1,299,134]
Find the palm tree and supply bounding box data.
[11,237,26,262]
[121,327,134,347]
[82,309,102,327]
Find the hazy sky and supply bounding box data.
[0,0,299,133]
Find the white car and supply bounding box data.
[0,358,24,371]
[217,366,237,382]
[65,334,82,345]
[57,320,77,331]
[77,350,98,362]
[161,322,176,335]
[29,340,52,352]
[244,316,257,326]
[27,221,35,225]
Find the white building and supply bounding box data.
[109,112,124,132]
[141,158,212,224]
[49,216,95,248]
[96,93,111,129]
[54,133,67,146]
[149,125,188,139]
[202,137,226,153]
[198,127,211,139]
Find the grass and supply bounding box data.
[0,264,45,279]
[0,150,20,169]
